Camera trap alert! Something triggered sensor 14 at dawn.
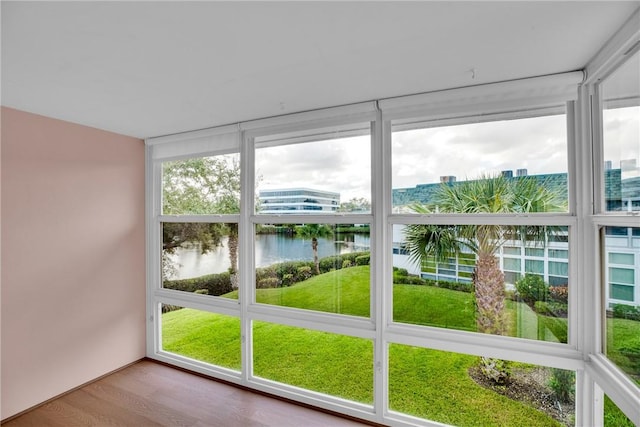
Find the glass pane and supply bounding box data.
[525,259,544,274]
[549,249,568,259]
[610,268,635,285]
[255,125,371,214]
[525,248,545,257]
[393,224,569,343]
[392,115,568,213]
[162,154,240,215]
[601,50,640,213]
[253,321,373,404]
[610,284,634,301]
[609,252,635,265]
[548,261,568,277]
[503,246,521,256]
[504,257,521,271]
[161,305,240,371]
[254,223,370,317]
[604,394,635,427]
[389,344,575,426]
[604,227,640,384]
[162,222,238,298]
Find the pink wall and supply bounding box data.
[1,107,146,419]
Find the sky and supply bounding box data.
[255,108,639,203]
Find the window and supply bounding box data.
[146,54,640,424]
[391,113,569,214]
[591,36,640,425]
[601,50,640,214]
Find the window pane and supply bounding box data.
[392,114,568,213]
[548,261,568,277]
[603,227,640,384]
[389,344,575,426]
[394,224,569,343]
[601,50,640,213]
[161,305,240,371]
[254,223,370,317]
[162,222,237,298]
[503,246,521,256]
[549,249,568,259]
[525,248,545,257]
[253,321,373,404]
[255,125,371,214]
[604,394,636,427]
[610,284,634,301]
[609,252,635,266]
[610,268,635,285]
[504,257,521,271]
[162,154,240,215]
[525,259,544,274]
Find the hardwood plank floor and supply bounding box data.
[3,360,377,427]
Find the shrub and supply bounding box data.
[194,289,209,295]
[479,357,511,385]
[161,304,183,313]
[163,272,233,296]
[549,286,568,304]
[534,301,568,318]
[257,277,280,289]
[281,273,294,286]
[342,260,352,269]
[611,304,640,321]
[549,368,574,402]
[515,274,549,306]
[355,254,370,266]
[394,267,409,277]
[296,266,313,281]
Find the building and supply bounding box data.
[258,188,340,214]
[392,170,640,308]
[2,3,639,426]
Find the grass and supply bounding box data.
[163,265,638,426]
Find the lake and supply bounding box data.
[166,233,370,280]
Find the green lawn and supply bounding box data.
[162,265,638,426]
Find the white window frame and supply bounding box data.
[143,10,640,420]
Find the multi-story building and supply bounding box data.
[258,188,340,214]
[392,168,640,308]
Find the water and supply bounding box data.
[166,233,370,280]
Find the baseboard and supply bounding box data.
[0,358,145,424]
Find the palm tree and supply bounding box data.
[297,224,333,275]
[404,174,564,382]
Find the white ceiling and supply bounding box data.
[2,1,638,139]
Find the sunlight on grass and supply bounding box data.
[161,266,638,425]
[253,321,374,404]
[389,344,563,426]
[162,308,241,370]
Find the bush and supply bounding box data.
[281,274,294,286]
[549,286,568,304]
[534,301,568,318]
[342,260,352,269]
[296,266,313,281]
[549,368,574,402]
[194,289,209,295]
[164,272,233,296]
[318,252,369,273]
[611,304,640,321]
[257,277,280,289]
[515,274,549,306]
[355,254,370,266]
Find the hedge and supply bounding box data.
[164,272,233,296]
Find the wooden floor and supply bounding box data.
[3,359,375,427]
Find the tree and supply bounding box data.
[404,174,564,383]
[162,156,241,287]
[338,197,371,213]
[297,224,334,275]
